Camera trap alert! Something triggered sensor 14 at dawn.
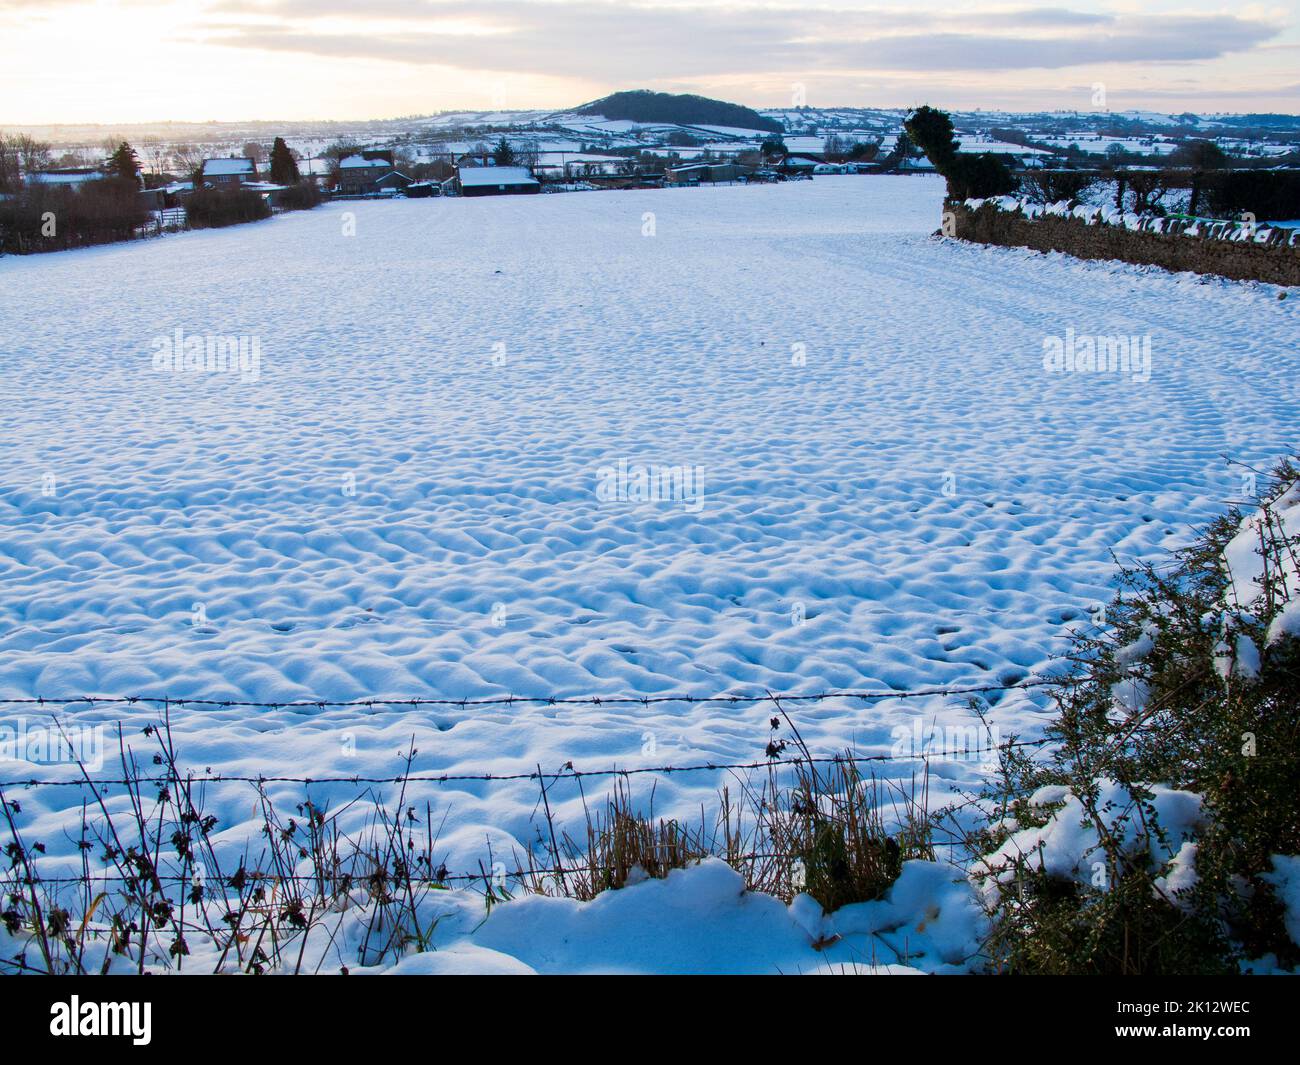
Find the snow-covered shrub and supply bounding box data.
[975,458,1300,972]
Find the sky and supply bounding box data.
[2,0,1298,125]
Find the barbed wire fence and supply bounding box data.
[0,676,1065,788]
[0,674,1074,894]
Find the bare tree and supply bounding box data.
[10,133,52,175]
[171,144,205,182]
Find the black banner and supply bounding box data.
[3,974,1286,1050]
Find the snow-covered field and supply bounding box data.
[2,175,1297,972]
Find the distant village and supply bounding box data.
[17,134,936,215]
[3,94,1297,255]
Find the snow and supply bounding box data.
[1225,481,1300,611]
[975,780,1205,898]
[2,174,1299,971]
[202,158,255,176]
[457,166,538,188]
[339,155,388,170]
[1267,600,1300,647]
[26,170,102,186]
[1262,856,1300,948]
[316,859,975,973]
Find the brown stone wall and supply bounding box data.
[949,202,1300,287]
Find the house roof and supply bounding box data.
[203,158,256,176]
[457,166,538,188]
[27,169,103,185]
[339,155,390,170]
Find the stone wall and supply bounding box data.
[948,200,1300,287]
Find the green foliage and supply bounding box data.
[904,105,960,171]
[491,136,515,167]
[904,106,1015,200]
[268,137,300,185]
[946,153,1017,200]
[1204,170,1300,222]
[988,864,1236,975]
[106,142,140,184]
[782,756,930,912]
[978,459,1300,972]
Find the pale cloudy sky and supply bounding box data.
[2,0,1298,124]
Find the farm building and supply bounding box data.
[201,157,257,186]
[26,167,106,188]
[664,162,751,185]
[373,171,414,195]
[454,166,540,197]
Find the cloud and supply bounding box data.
[195,2,1283,83]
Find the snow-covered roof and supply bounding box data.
[203,158,255,176]
[339,155,390,170]
[458,166,538,187]
[27,169,102,186]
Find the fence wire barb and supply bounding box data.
[0,737,1056,790]
[0,676,1066,712]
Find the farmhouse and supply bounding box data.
[200,157,257,186]
[336,152,412,196]
[454,166,540,197]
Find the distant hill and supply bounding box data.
[574,91,783,134]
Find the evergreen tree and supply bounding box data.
[269,137,301,185]
[903,106,1014,200]
[107,142,140,185]
[492,136,516,167]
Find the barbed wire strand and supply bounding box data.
[0,677,1063,712]
[0,675,1073,789]
[0,736,1055,789]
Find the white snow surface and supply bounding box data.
[1225,480,1300,613]
[383,859,978,975]
[2,175,1299,971]
[1262,856,1300,948]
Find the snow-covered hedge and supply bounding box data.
[963,195,1300,247]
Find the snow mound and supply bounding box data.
[387,858,983,974]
